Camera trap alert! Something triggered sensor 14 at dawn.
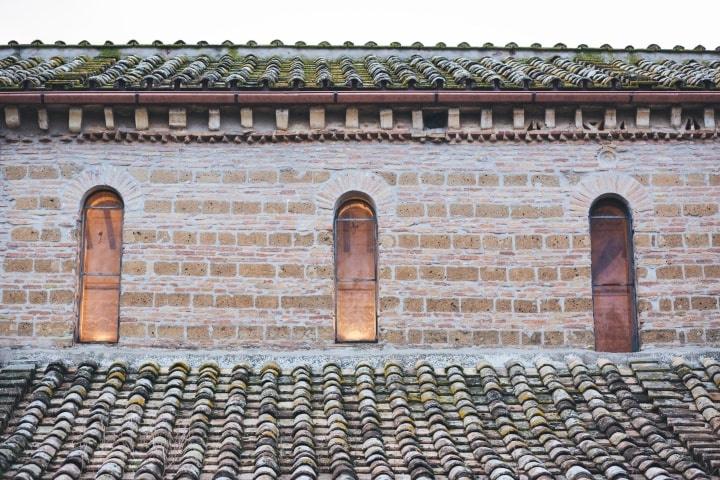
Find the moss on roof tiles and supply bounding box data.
[2,44,720,91]
[0,356,719,478]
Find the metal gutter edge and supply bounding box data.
[2,90,720,106]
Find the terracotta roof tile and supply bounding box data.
[0,357,719,478]
[213,364,250,480]
[3,44,720,91]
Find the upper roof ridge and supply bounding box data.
[3,40,720,53]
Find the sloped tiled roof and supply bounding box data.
[2,42,720,91]
[0,355,720,479]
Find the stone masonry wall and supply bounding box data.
[1,139,719,349]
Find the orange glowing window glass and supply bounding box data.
[590,197,638,352]
[78,190,123,343]
[335,198,377,342]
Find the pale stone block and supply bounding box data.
[4,106,20,129]
[37,108,48,130]
[512,108,524,130]
[636,107,651,129]
[575,108,583,129]
[447,108,461,129]
[208,108,221,131]
[412,110,423,130]
[135,107,149,130]
[380,109,393,130]
[276,108,289,130]
[240,108,253,128]
[169,108,187,129]
[480,109,493,129]
[309,107,325,129]
[104,107,115,129]
[544,108,555,129]
[68,107,83,133]
[704,108,716,129]
[345,107,359,129]
[604,108,617,129]
[670,106,682,129]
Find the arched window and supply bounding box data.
[334,196,377,342]
[589,197,638,352]
[78,189,124,343]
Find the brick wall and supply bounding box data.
[1,139,719,348]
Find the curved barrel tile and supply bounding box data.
[213,364,251,480]
[172,55,210,87]
[383,361,434,480]
[364,55,392,88]
[506,360,593,480]
[0,364,36,434]
[415,361,473,480]
[0,361,66,473]
[253,362,281,480]
[15,361,97,480]
[96,361,160,480]
[672,358,720,437]
[290,365,317,480]
[87,55,141,87]
[134,361,191,480]
[339,56,363,88]
[322,363,357,480]
[567,356,673,480]
[54,361,129,480]
[598,358,709,480]
[476,361,554,480]
[702,358,720,389]
[445,364,516,480]
[142,56,187,88]
[259,57,281,88]
[354,362,394,480]
[0,358,716,478]
[2,50,720,90]
[535,358,630,480]
[287,57,306,88]
[224,54,258,87]
[633,359,720,475]
[313,58,332,88]
[173,362,220,480]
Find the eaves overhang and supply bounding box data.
[3,90,720,106]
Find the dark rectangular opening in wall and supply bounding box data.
[423,110,447,129]
[681,107,703,130]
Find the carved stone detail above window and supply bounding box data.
[596,145,617,168]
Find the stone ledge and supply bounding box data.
[2,345,719,369]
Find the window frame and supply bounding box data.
[333,192,379,344]
[589,194,639,352]
[76,187,125,344]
